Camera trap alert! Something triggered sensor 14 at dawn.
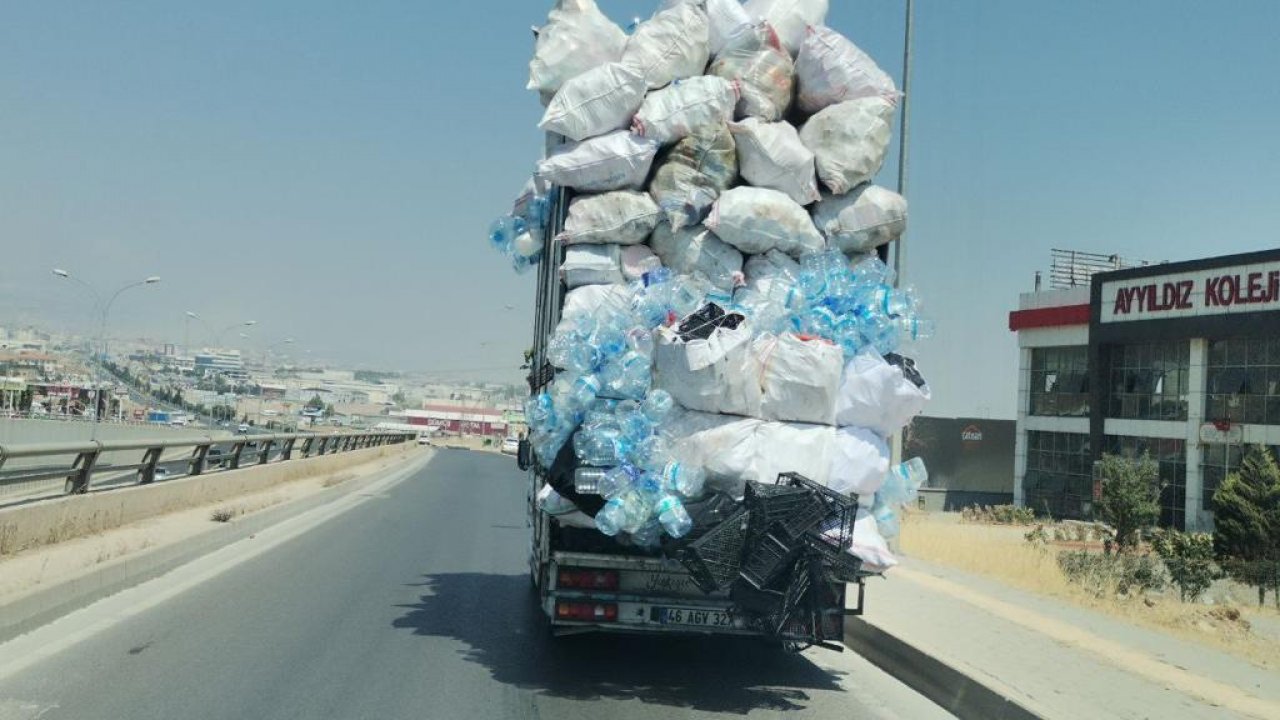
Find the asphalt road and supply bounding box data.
[0,449,952,719]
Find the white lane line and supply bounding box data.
[0,452,435,681]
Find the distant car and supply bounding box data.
[417,434,432,446]
[237,423,250,434]
[501,437,520,455]
[138,466,172,482]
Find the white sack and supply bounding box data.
[560,284,629,326]
[753,332,843,424]
[705,186,825,256]
[528,0,628,95]
[537,483,581,516]
[539,62,648,141]
[795,26,897,114]
[536,131,660,192]
[751,420,836,487]
[669,411,843,496]
[666,411,763,499]
[562,244,623,288]
[560,190,661,245]
[648,124,738,229]
[730,118,820,205]
[622,3,710,89]
[653,320,761,417]
[811,185,907,253]
[662,0,752,55]
[710,42,794,121]
[800,98,894,194]
[743,0,829,56]
[828,426,890,496]
[834,349,931,438]
[849,508,898,570]
[633,76,739,144]
[621,244,663,280]
[650,224,744,291]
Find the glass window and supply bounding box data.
[1105,340,1189,421]
[1029,346,1090,417]
[1206,337,1280,425]
[1107,436,1186,530]
[1024,431,1092,519]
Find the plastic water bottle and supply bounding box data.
[488,216,515,254]
[548,332,600,375]
[634,470,666,502]
[663,461,705,499]
[618,490,652,534]
[599,463,639,499]
[654,494,693,538]
[603,351,651,400]
[573,425,620,466]
[894,457,928,501]
[872,501,900,539]
[798,254,828,300]
[595,498,628,536]
[567,375,600,410]
[900,315,936,342]
[641,389,675,423]
[633,435,672,472]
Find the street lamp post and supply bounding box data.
[52,269,160,426]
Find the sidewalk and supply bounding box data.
[858,557,1279,720]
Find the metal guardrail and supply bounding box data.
[0,430,415,504]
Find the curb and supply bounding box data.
[844,617,1045,720]
[0,449,433,645]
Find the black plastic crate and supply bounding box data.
[743,482,828,541]
[739,532,801,590]
[675,508,751,594]
[729,578,784,618]
[778,472,857,550]
[805,534,872,583]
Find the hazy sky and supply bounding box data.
[3,1,1279,417]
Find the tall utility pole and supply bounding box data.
[890,0,914,472]
[893,0,914,289]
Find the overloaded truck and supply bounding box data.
[506,0,929,650]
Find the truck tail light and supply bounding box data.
[557,568,620,591]
[555,601,618,622]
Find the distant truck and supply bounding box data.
[147,410,171,424]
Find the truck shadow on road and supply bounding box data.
[392,572,845,714]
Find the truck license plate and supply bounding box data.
[656,607,733,628]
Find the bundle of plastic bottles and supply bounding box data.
[494,0,939,559]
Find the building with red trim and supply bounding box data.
[393,404,509,438]
[1010,249,1280,531]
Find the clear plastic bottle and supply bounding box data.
[663,461,706,499]
[598,463,639,499]
[595,498,628,537]
[872,500,900,539]
[641,389,675,423]
[654,494,693,538]
[567,374,600,410]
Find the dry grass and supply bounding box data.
[321,472,356,488]
[899,511,1280,670]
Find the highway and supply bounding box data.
[0,450,951,719]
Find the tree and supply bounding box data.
[305,393,324,411]
[1096,453,1162,552]
[1150,529,1217,603]
[391,391,406,406]
[1213,445,1280,607]
[323,403,335,419]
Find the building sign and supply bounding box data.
[1198,422,1244,445]
[1100,261,1280,323]
[961,425,984,444]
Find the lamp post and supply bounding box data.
[51,269,161,426]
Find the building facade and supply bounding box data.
[1010,249,1280,531]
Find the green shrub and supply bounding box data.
[961,504,1037,526]
[1057,550,1166,597]
[1150,529,1218,603]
